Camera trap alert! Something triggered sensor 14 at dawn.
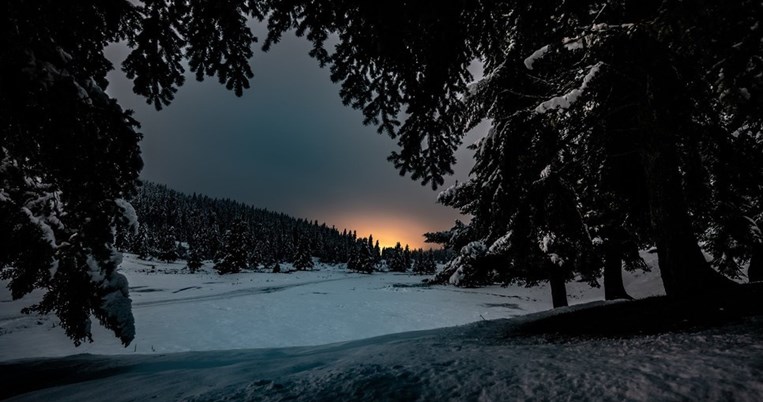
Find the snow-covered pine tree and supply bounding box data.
[346,245,359,272]
[186,246,203,273]
[133,223,153,260]
[388,243,407,273]
[186,232,204,273]
[412,249,438,275]
[214,219,250,274]
[499,4,761,297]
[423,250,437,275]
[373,240,382,264]
[260,240,280,272]
[247,229,262,269]
[1,0,148,345]
[293,236,314,271]
[437,241,492,289]
[355,239,376,274]
[412,251,425,275]
[266,0,762,301]
[157,226,179,263]
[403,245,412,271]
[1,0,271,345]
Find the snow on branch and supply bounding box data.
[539,164,552,180]
[563,37,586,51]
[437,181,467,204]
[523,45,549,70]
[488,232,512,254]
[535,62,603,113]
[21,206,58,248]
[524,27,601,71]
[115,198,139,233]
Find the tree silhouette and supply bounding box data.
[265,0,762,301]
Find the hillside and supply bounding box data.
[120,181,449,269]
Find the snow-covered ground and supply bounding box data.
[3,307,762,401]
[0,253,664,361]
[4,252,763,401]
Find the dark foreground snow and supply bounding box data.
[3,309,762,401]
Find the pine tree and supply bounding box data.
[157,226,179,263]
[134,223,153,260]
[214,220,250,274]
[186,233,204,273]
[186,247,203,273]
[293,236,314,271]
[357,240,376,274]
[266,1,763,301]
[437,242,493,288]
[403,245,412,271]
[423,250,437,275]
[374,240,382,264]
[346,247,359,272]
[412,249,437,275]
[412,251,425,275]
[1,0,272,345]
[388,243,407,273]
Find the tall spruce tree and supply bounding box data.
[134,223,153,260]
[354,239,376,274]
[2,0,147,345]
[186,231,204,273]
[388,243,408,273]
[214,219,250,275]
[2,0,272,345]
[424,250,437,275]
[293,236,314,271]
[186,245,203,273]
[157,226,179,263]
[265,0,763,301]
[373,240,382,264]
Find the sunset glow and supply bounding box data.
[323,210,438,250]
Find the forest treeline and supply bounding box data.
[118,181,446,275]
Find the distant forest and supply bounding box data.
[117,181,450,273]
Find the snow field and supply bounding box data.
[5,252,762,402]
[3,312,762,402]
[0,253,664,361]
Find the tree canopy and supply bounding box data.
[266,0,762,302]
[1,0,267,345]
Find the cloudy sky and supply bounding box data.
[106,30,485,249]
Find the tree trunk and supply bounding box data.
[549,264,568,308]
[603,240,632,300]
[640,138,736,298]
[748,243,763,283]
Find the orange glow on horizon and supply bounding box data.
[322,211,438,250]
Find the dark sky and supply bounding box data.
[105,31,486,249]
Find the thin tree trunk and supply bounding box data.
[603,240,631,300]
[640,136,736,298]
[549,264,568,308]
